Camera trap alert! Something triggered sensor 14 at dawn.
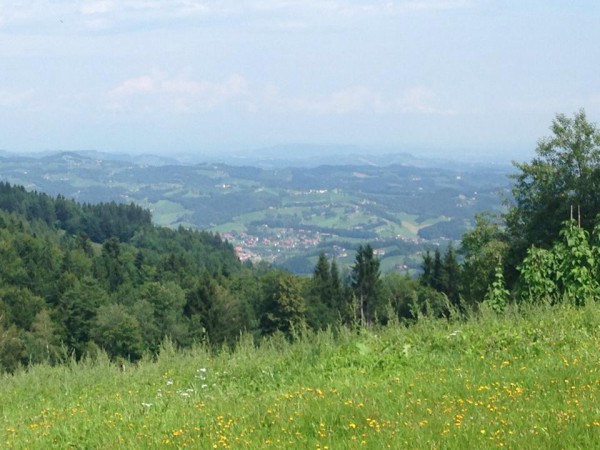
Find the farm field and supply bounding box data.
[1,302,598,449]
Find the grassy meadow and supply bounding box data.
[1,302,599,449]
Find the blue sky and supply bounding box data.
[1,1,599,161]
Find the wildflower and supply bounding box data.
[166,379,174,386]
[141,403,153,408]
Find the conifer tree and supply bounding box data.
[441,244,461,306]
[350,244,381,325]
[421,250,433,287]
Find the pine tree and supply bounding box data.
[421,250,433,287]
[329,258,347,321]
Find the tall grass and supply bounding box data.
[1,302,599,449]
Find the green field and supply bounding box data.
[138,199,192,227]
[2,302,598,449]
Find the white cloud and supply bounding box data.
[326,86,385,113]
[281,86,385,114]
[396,86,452,114]
[107,74,453,117]
[108,73,248,112]
[253,84,452,116]
[111,76,156,96]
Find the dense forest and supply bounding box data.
[0,110,599,373]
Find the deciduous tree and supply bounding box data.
[506,109,600,266]
[260,271,306,337]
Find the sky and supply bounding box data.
[0,0,599,161]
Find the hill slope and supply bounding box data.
[1,302,598,448]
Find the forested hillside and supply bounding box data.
[0,180,459,372]
[0,183,240,371]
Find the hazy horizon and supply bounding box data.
[1,1,598,160]
[0,143,530,166]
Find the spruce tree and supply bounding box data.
[350,244,381,325]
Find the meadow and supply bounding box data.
[1,302,598,449]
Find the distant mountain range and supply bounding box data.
[0,144,516,169]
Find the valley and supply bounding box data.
[0,151,510,274]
